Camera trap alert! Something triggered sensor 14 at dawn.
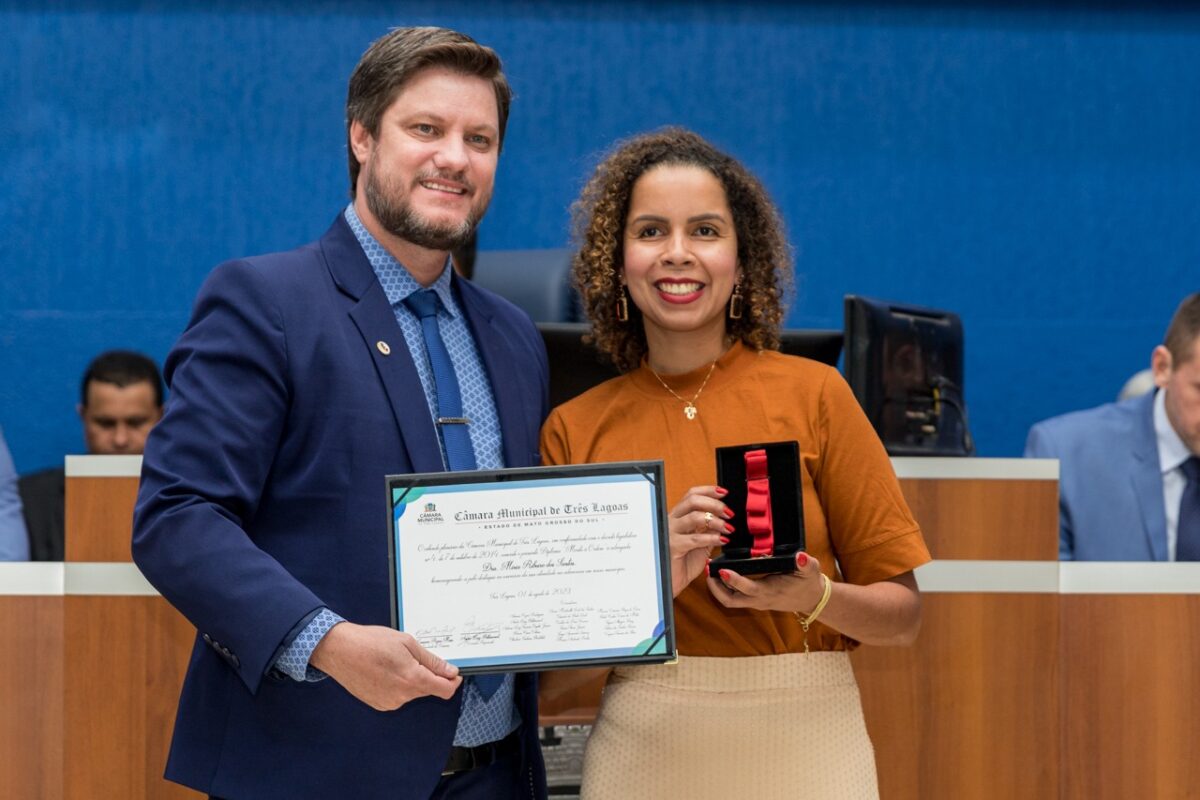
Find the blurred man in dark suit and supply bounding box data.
[20,349,162,560]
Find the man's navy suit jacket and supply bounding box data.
[1024,391,1167,560]
[133,216,550,799]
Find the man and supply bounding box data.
[19,350,163,560]
[132,28,548,799]
[1025,292,1200,561]
[0,425,30,561]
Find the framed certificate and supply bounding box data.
[386,461,675,674]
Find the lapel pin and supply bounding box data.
[376,341,391,356]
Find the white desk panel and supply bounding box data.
[891,457,1057,481]
[65,454,142,477]
[65,455,1056,482]
[5,560,1199,596]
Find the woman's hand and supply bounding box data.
[707,551,827,614]
[668,485,732,596]
[708,557,924,646]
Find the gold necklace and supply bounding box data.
[649,360,718,420]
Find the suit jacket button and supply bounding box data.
[202,633,212,645]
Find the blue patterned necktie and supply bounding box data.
[1177,456,1200,562]
[402,289,478,473]
[402,289,502,698]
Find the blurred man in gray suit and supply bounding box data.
[1026,292,1200,561]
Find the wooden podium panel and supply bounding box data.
[1061,593,1200,800]
[63,595,196,800]
[860,459,1060,800]
[0,575,198,800]
[854,593,1060,799]
[64,455,142,562]
[897,477,1057,560]
[0,457,201,799]
[59,456,200,792]
[0,592,63,800]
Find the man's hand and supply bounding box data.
[310,622,463,711]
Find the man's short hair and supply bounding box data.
[80,350,164,407]
[1163,292,1200,365]
[345,26,512,198]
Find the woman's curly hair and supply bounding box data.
[571,127,794,373]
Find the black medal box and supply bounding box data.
[707,440,806,577]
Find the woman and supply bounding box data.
[539,128,931,799]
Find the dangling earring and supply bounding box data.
[728,279,744,320]
[616,286,629,322]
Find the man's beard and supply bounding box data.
[364,165,488,252]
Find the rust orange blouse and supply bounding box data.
[539,341,931,655]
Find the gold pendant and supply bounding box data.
[684,404,697,420]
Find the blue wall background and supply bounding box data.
[2,1,1198,471]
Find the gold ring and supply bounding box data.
[704,512,714,523]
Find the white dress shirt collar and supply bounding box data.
[1155,387,1192,475]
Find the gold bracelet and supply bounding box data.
[794,573,832,654]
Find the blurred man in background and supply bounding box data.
[19,349,163,560]
[1026,292,1200,561]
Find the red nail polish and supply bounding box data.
[796,552,808,568]
[715,486,729,496]
[722,508,734,519]
[719,569,731,581]
[724,522,735,534]
[719,535,730,545]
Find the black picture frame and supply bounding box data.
[386,460,676,674]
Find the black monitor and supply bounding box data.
[539,322,843,410]
[843,295,973,457]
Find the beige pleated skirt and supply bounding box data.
[579,652,880,799]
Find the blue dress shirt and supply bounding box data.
[274,206,518,746]
[0,425,30,561]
